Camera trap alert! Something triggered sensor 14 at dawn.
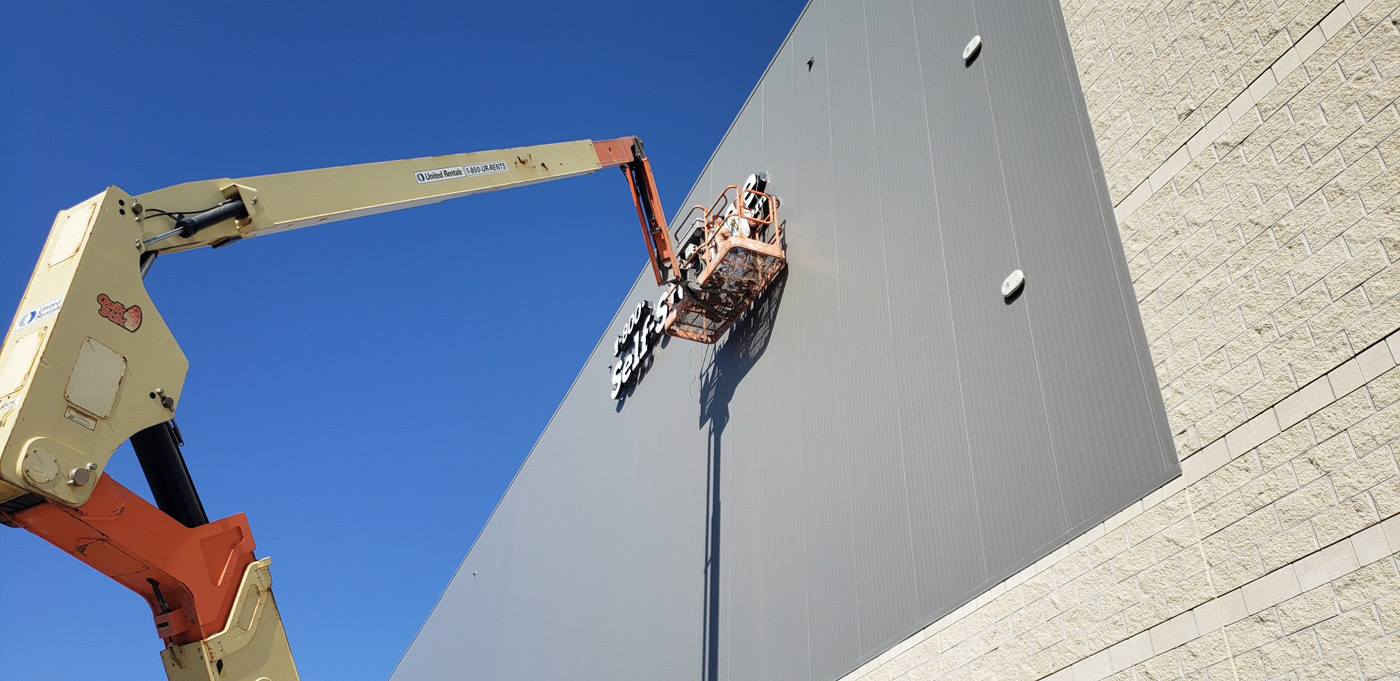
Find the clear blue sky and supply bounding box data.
[0,1,806,678]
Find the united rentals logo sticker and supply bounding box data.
[13,296,63,333]
[96,294,142,332]
[414,160,508,184]
[0,397,17,427]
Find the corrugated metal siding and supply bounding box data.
[391,1,1178,680]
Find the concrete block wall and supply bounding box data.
[839,0,1400,679]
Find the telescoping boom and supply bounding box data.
[0,137,683,681]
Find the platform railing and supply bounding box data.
[663,186,786,344]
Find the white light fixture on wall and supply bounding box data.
[1001,269,1025,298]
[963,35,983,62]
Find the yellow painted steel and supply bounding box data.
[0,188,188,508]
[0,138,616,681]
[137,139,604,253]
[161,559,299,681]
[1,139,610,508]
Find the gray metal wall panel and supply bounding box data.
[392,2,1180,680]
[974,0,1179,536]
[824,0,925,657]
[1045,0,1182,485]
[781,3,868,679]
[911,0,1069,577]
[715,83,769,681]
[755,43,814,681]
[863,0,991,627]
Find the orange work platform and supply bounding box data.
[664,183,786,344]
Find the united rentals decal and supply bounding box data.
[13,296,63,333]
[96,294,142,332]
[414,160,508,184]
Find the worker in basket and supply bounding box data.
[707,197,762,291]
[682,220,714,293]
[673,223,725,319]
[706,172,770,260]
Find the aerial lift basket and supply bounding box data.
[663,185,785,344]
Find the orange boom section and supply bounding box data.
[593,137,681,286]
[2,476,256,646]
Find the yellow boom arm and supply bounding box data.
[0,137,676,681]
[141,139,607,252]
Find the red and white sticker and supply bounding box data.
[96,294,142,332]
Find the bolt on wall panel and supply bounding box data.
[391,1,1179,680]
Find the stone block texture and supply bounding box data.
[839,0,1400,680]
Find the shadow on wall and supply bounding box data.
[697,269,787,681]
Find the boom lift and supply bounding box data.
[0,137,783,680]
[665,174,784,344]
